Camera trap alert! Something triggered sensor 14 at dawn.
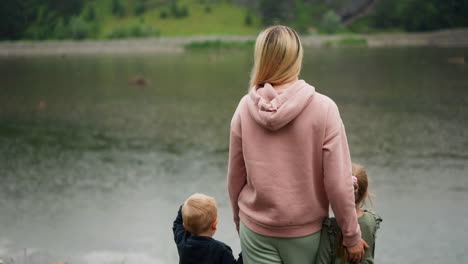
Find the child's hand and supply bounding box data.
[347,239,369,263]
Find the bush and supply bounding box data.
[321,10,341,34]
[294,0,311,34]
[326,37,367,46]
[204,6,211,13]
[68,16,90,40]
[84,5,96,21]
[23,6,58,40]
[372,0,468,32]
[180,6,189,17]
[245,12,253,26]
[160,10,168,19]
[106,23,160,39]
[24,25,49,40]
[170,2,178,17]
[347,16,378,33]
[185,40,254,50]
[134,2,146,16]
[170,3,189,18]
[112,0,125,17]
[53,18,69,39]
[259,0,289,25]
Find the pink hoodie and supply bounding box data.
[227,80,361,247]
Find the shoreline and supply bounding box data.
[1,28,467,56]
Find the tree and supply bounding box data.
[259,0,290,25]
[321,10,340,34]
[112,0,125,17]
[373,0,468,32]
[53,17,69,39]
[134,1,146,16]
[245,12,253,26]
[170,2,189,18]
[0,0,28,40]
[85,5,96,21]
[294,0,311,33]
[68,16,90,40]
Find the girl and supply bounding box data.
[316,163,383,264]
[227,25,367,264]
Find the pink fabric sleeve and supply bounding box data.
[323,101,361,247]
[227,109,247,232]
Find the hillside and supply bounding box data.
[95,0,262,37]
[1,0,262,40]
[1,0,467,41]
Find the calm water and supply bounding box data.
[0,47,467,264]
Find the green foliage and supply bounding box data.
[170,3,189,18]
[112,0,125,17]
[152,1,260,36]
[293,1,328,33]
[181,6,189,17]
[1,0,258,40]
[326,37,367,46]
[53,18,69,39]
[22,6,93,40]
[84,5,96,21]
[68,16,90,40]
[0,0,28,40]
[23,25,49,40]
[245,12,253,26]
[23,5,66,40]
[294,0,310,34]
[106,23,160,39]
[50,0,84,18]
[321,10,341,34]
[347,16,380,33]
[160,10,168,19]
[1,0,86,40]
[3,0,468,41]
[134,1,146,16]
[259,0,290,25]
[184,40,254,50]
[373,0,468,32]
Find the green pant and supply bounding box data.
[239,222,321,264]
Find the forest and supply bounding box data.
[1,0,467,40]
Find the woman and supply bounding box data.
[227,26,367,264]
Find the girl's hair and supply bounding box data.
[249,25,303,88]
[336,163,369,263]
[352,163,369,206]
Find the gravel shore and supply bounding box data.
[1,28,467,56]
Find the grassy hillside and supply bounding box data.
[138,0,260,36]
[79,0,261,39]
[3,0,466,41]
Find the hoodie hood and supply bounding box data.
[247,80,315,131]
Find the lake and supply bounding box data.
[0,47,467,264]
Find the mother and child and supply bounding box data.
[172,25,382,264]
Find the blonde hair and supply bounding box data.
[249,25,303,88]
[182,193,218,235]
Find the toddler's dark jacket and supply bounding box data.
[173,206,243,264]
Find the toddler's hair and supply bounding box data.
[182,193,218,235]
[352,163,369,206]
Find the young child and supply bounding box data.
[172,193,243,264]
[316,163,383,264]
